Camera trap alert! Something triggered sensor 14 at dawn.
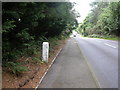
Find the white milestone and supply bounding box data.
[42,42,49,63]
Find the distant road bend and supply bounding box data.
[75,36,118,88]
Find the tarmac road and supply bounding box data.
[37,37,118,88]
[38,38,98,88]
[75,37,118,88]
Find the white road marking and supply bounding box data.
[104,43,117,48]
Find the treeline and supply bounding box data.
[77,2,120,38]
[2,2,78,66]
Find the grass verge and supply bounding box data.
[87,34,120,41]
[100,37,120,41]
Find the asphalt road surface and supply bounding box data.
[38,36,118,88]
[38,38,98,88]
[75,36,118,88]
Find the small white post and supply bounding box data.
[42,42,49,63]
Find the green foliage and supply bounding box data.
[6,62,28,74]
[49,37,59,46]
[32,57,43,63]
[78,2,120,37]
[16,29,32,41]
[2,21,16,33]
[2,2,78,67]
[88,34,120,41]
[25,47,37,56]
[88,34,104,38]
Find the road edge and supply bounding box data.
[35,47,63,89]
[74,38,101,88]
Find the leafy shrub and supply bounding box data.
[32,57,39,61]
[2,2,77,67]
[2,50,24,66]
[49,37,59,46]
[6,62,28,74]
[32,57,45,64]
[2,21,16,33]
[88,34,103,38]
[25,47,37,56]
[88,34,116,39]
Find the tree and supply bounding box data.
[2,2,78,65]
[78,2,120,37]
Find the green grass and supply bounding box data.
[86,34,120,41]
[101,37,120,41]
[91,37,120,41]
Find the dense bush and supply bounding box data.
[77,2,120,37]
[6,62,28,75]
[2,2,78,70]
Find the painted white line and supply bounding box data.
[35,48,63,89]
[104,43,117,48]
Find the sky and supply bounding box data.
[70,0,95,23]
